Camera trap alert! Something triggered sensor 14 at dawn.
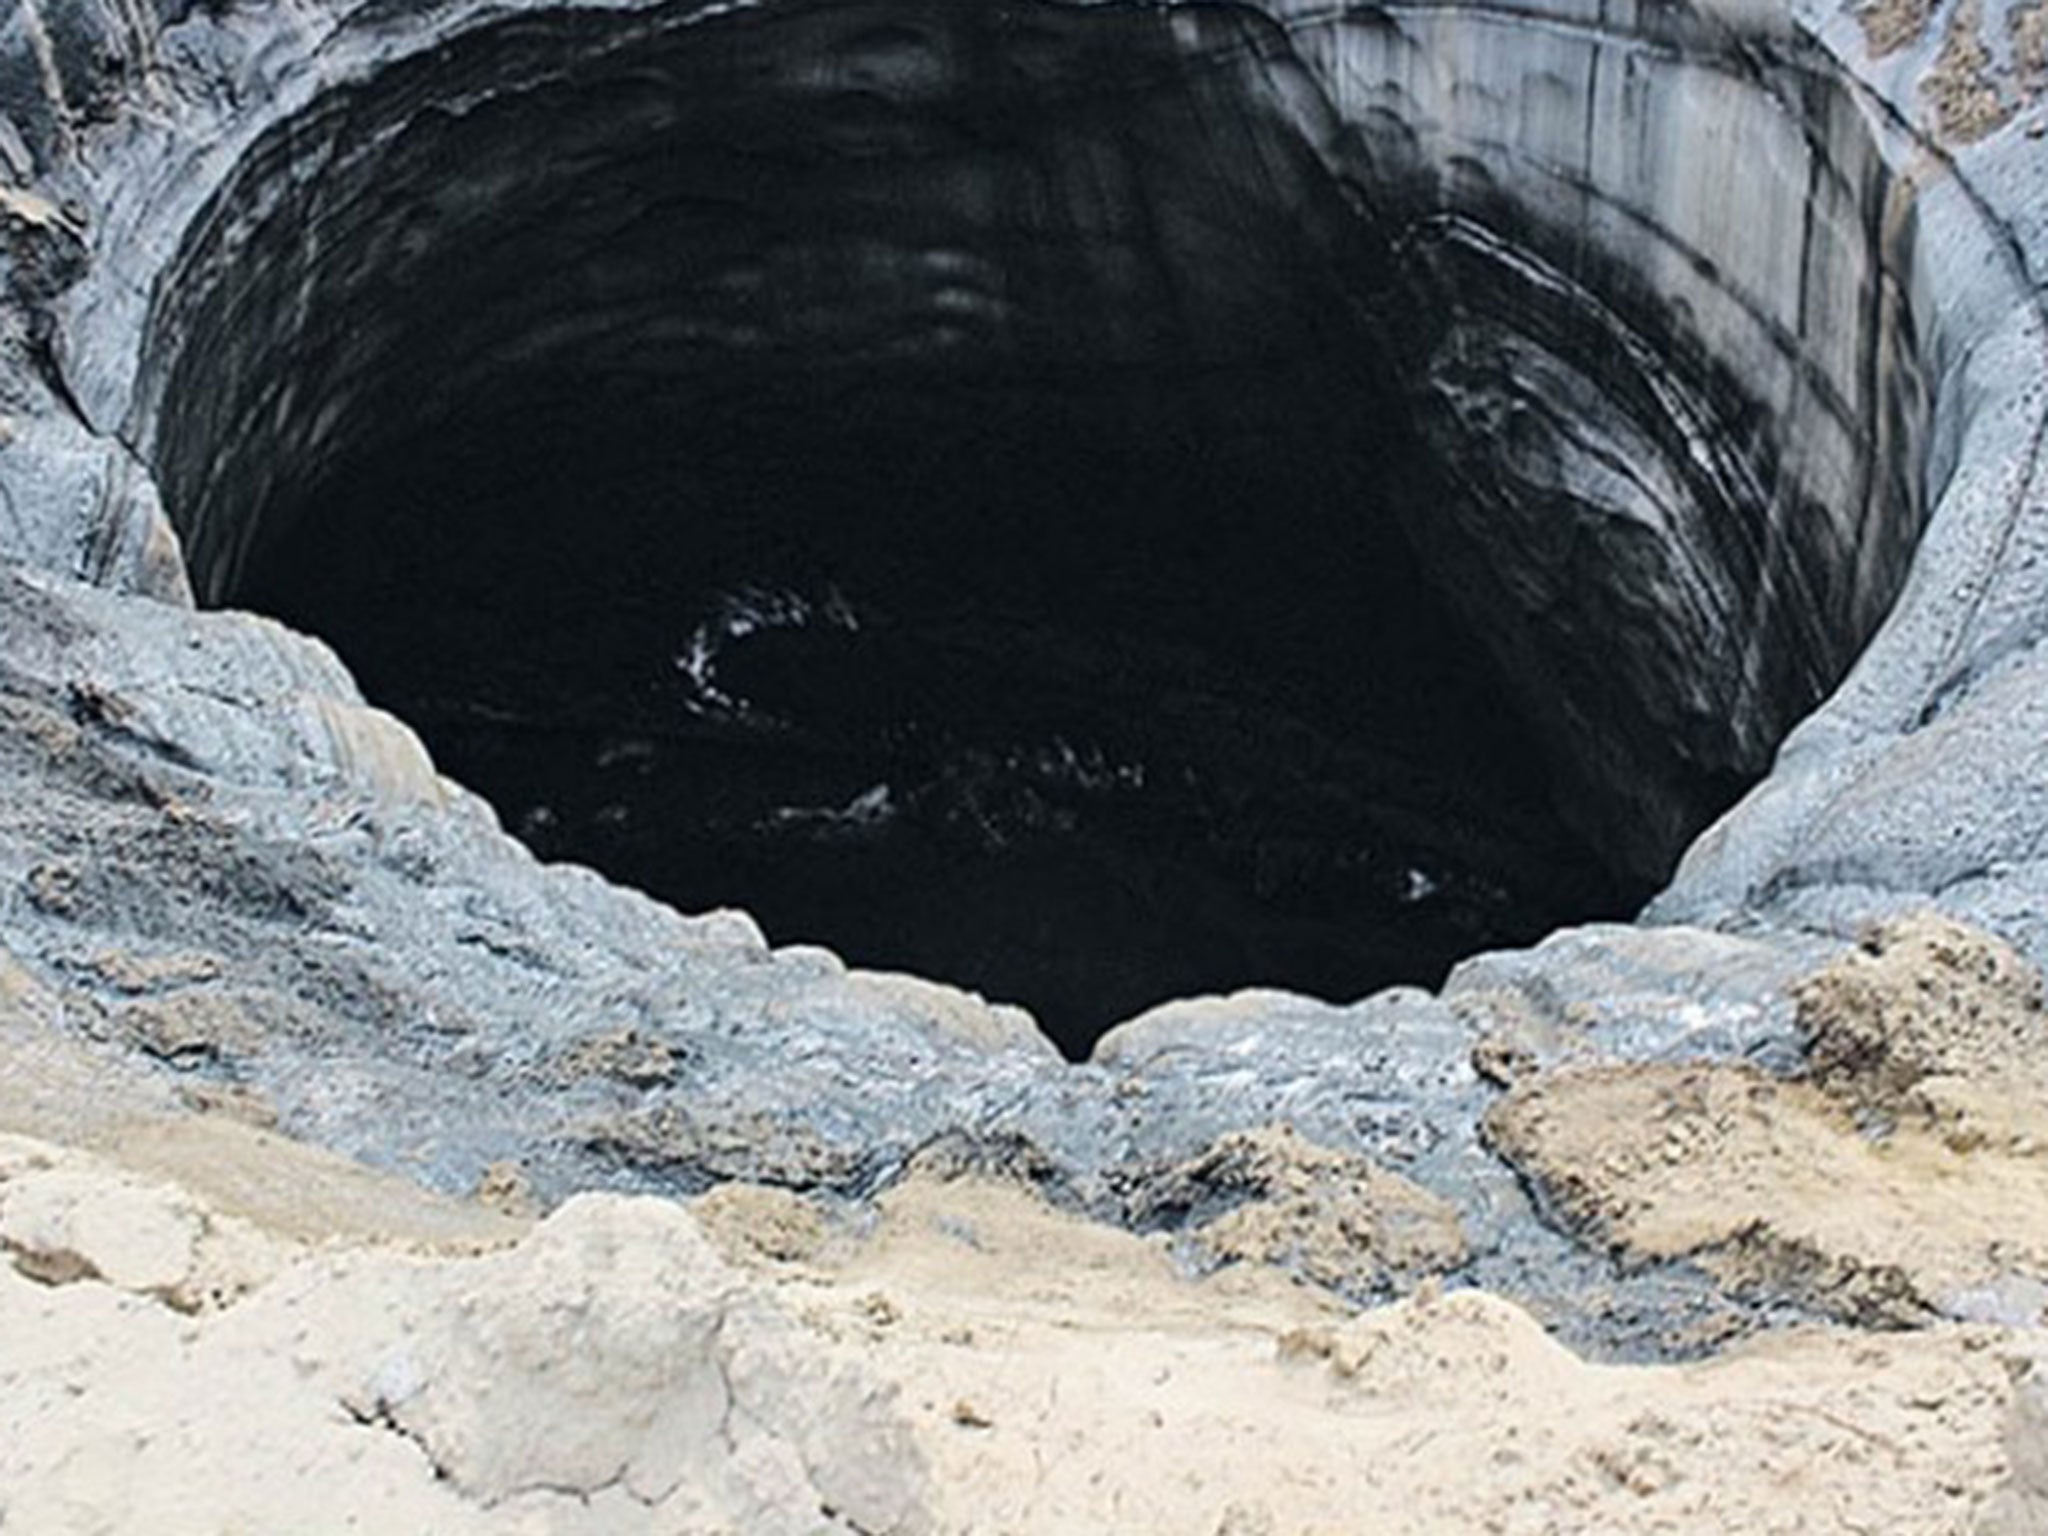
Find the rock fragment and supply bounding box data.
[1488,917,2048,1325]
[1125,1123,1468,1297]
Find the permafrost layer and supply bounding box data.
[23,0,1942,1045]
[127,0,1937,896]
[0,0,2045,1351]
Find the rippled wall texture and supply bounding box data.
[118,0,1933,1047]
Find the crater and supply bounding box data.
[130,0,1933,1060]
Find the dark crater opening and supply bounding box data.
[136,0,1927,1059]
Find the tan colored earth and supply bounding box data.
[1853,0,2047,140]
[7,916,2048,1532]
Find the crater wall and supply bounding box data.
[1,0,2046,1349]
[3,0,2004,911]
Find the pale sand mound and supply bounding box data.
[0,1138,922,1535]
[705,1170,2023,1535]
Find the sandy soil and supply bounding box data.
[1855,0,2044,140]
[5,916,2048,1532]
[718,1171,2022,1535]
[1487,916,2048,1328]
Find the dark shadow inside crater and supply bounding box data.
[258,354,1632,1061]
[141,0,1923,1059]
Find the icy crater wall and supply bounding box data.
[0,0,1967,891]
[0,0,2043,941]
[1281,0,1938,879]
